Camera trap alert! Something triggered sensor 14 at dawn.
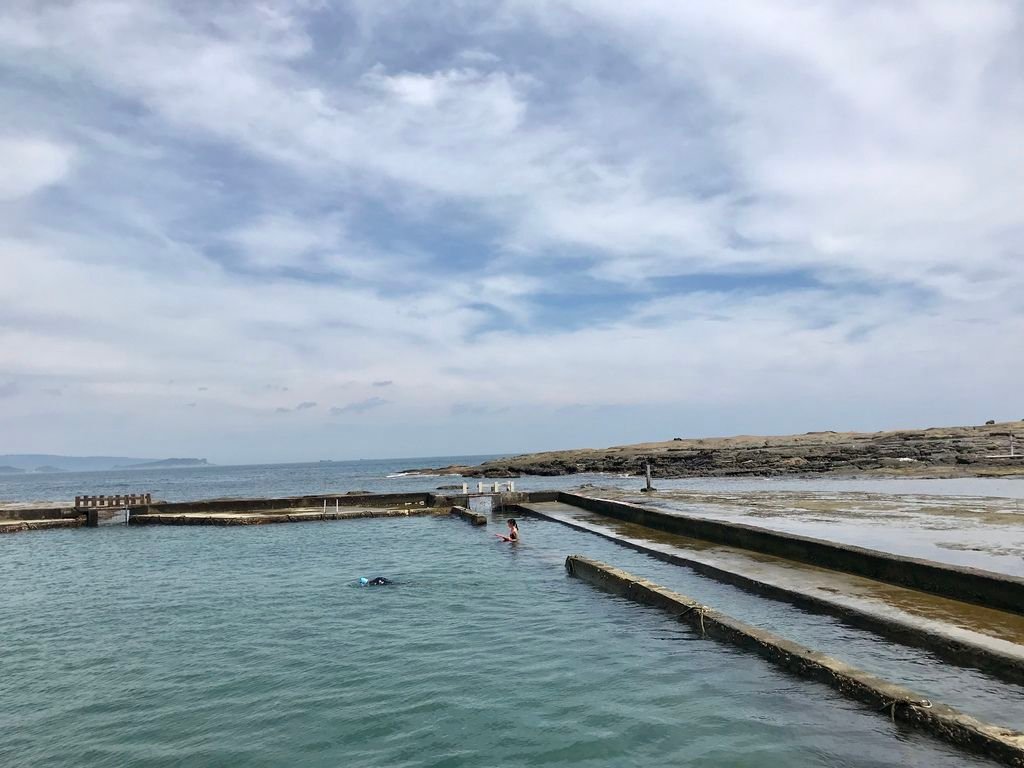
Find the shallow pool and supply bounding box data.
[0,517,1002,767]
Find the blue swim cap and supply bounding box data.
[359,577,369,585]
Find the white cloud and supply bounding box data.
[0,137,73,201]
[225,213,342,270]
[0,0,1022,460]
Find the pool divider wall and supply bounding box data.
[557,492,1024,616]
[449,506,487,526]
[0,517,84,534]
[131,508,447,526]
[565,555,1024,766]
[146,491,436,515]
[0,506,82,521]
[516,500,1024,686]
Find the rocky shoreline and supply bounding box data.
[421,421,1024,479]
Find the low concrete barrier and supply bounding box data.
[0,506,80,521]
[559,492,1024,616]
[0,517,83,534]
[131,507,446,526]
[517,501,1024,685]
[146,492,434,515]
[566,555,1024,766]
[450,506,487,525]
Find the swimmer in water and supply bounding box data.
[358,576,392,586]
[495,518,519,543]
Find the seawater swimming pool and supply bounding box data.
[0,515,1006,767]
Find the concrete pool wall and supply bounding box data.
[555,491,1024,616]
[566,555,1024,767]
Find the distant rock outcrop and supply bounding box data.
[423,421,1024,479]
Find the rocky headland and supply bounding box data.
[423,421,1024,479]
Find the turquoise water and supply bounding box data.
[0,515,1000,767]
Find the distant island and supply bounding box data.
[117,458,211,469]
[417,421,1024,479]
[0,455,211,472]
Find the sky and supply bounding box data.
[1,1,1022,464]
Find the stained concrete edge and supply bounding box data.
[130,508,449,526]
[556,492,1024,616]
[514,501,1024,686]
[565,555,1024,767]
[0,517,84,534]
[450,506,487,525]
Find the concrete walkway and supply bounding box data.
[518,500,1024,682]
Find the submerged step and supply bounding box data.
[566,555,1024,766]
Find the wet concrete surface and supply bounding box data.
[517,501,1024,730]
[566,555,1024,767]
[0,518,81,534]
[590,487,1024,577]
[525,501,1024,649]
[130,506,445,525]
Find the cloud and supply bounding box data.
[0,381,19,398]
[225,213,342,270]
[275,401,317,413]
[0,1,1021,461]
[451,402,510,416]
[0,137,73,201]
[331,397,390,415]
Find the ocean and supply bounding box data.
[3,455,1023,504]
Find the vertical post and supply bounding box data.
[509,480,515,493]
[86,509,99,528]
[477,482,483,493]
[335,498,339,513]
[643,462,655,493]
[462,482,468,494]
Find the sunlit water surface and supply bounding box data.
[0,515,1003,767]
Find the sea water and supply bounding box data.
[2,455,1023,504]
[0,514,1002,767]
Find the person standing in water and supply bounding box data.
[496,518,519,543]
